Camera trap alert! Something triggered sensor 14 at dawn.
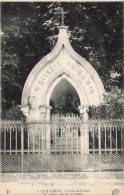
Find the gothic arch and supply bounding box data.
[45,73,88,106]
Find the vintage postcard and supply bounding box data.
[0,0,124,194]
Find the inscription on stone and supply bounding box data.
[35,61,95,95]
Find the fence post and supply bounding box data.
[98,118,101,154]
[10,127,12,155]
[4,127,6,155]
[98,118,101,171]
[121,123,124,153]
[84,123,89,154]
[46,124,51,154]
[110,125,112,154]
[81,124,85,154]
[21,124,24,173]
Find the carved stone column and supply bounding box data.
[45,106,52,153]
[39,105,46,121]
[46,124,51,153]
[79,105,89,154]
[84,124,89,154]
[78,105,89,121]
[45,106,52,122]
[80,124,85,154]
[80,123,89,154]
[28,96,41,122]
[39,105,52,121]
[39,105,51,153]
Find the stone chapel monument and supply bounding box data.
[21,19,104,122]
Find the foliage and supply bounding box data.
[1,51,22,111]
[88,87,124,119]
[2,105,26,121]
[44,2,123,91]
[1,2,123,118]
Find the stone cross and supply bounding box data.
[55,7,67,26]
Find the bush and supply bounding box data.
[88,87,124,120]
[2,105,26,121]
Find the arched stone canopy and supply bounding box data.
[21,26,105,122]
[48,77,81,116]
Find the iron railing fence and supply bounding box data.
[1,119,124,154]
[0,119,124,172]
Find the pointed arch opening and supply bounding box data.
[49,78,81,116]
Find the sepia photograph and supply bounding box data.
[0,1,124,194]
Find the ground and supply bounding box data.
[0,172,124,195]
